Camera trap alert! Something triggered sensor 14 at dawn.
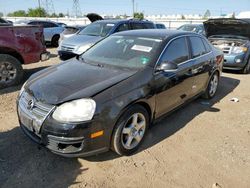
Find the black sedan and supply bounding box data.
[17,30,223,157]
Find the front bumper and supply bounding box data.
[41,51,50,61]
[20,123,108,157]
[17,95,109,157]
[223,53,247,70]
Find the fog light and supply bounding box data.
[235,59,242,63]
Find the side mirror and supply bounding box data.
[156,61,178,72]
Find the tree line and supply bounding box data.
[7,8,65,17]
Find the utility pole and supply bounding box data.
[132,0,135,17]
[72,0,82,17]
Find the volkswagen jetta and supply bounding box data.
[17,30,223,157]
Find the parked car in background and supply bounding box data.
[15,20,65,47]
[204,18,250,73]
[59,25,87,45]
[58,18,156,60]
[0,25,49,88]
[155,23,166,29]
[177,24,205,36]
[18,30,223,157]
[0,18,12,25]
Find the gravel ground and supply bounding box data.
[0,48,250,188]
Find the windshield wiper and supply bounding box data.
[79,56,104,68]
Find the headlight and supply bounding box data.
[19,81,27,96]
[52,99,96,123]
[73,44,93,55]
[231,47,248,54]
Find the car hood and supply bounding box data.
[61,34,102,47]
[26,59,137,105]
[204,18,250,39]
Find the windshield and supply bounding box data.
[78,22,115,37]
[81,35,163,69]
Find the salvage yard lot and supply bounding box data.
[0,48,250,188]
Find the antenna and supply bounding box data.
[40,0,55,15]
[72,0,82,17]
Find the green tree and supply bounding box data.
[0,12,3,17]
[133,12,144,19]
[50,13,58,17]
[203,9,211,19]
[27,8,47,17]
[181,14,186,20]
[7,10,26,17]
[58,13,64,17]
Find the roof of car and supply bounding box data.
[94,19,154,24]
[113,29,199,40]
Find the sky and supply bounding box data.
[0,0,249,16]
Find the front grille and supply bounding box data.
[18,91,54,134]
[222,47,231,54]
[61,45,75,52]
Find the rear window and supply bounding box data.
[189,36,207,58]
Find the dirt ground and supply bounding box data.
[0,48,250,188]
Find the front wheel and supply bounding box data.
[0,54,23,88]
[202,72,219,99]
[111,105,149,156]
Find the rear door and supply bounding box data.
[188,36,212,94]
[154,36,196,118]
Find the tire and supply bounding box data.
[202,72,219,99]
[51,35,60,47]
[0,54,23,88]
[111,105,149,156]
[241,59,250,74]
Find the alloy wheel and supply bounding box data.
[0,62,17,84]
[121,113,146,150]
[209,74,218,97]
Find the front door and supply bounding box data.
[154,36,196,118]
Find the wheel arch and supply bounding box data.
[0,47,24,64]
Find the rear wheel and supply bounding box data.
[111,105,149,156]
[0,54,23,88]
[51,35,60,47]
[202,72,219,99]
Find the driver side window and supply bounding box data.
[160,37,189,65]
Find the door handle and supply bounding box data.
[15,34,26,38]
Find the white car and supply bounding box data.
[15,20,65,47]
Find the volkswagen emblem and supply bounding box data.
[27,99,35,110]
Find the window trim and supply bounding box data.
[154,34,212,74]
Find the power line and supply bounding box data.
[40,0,55,15]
